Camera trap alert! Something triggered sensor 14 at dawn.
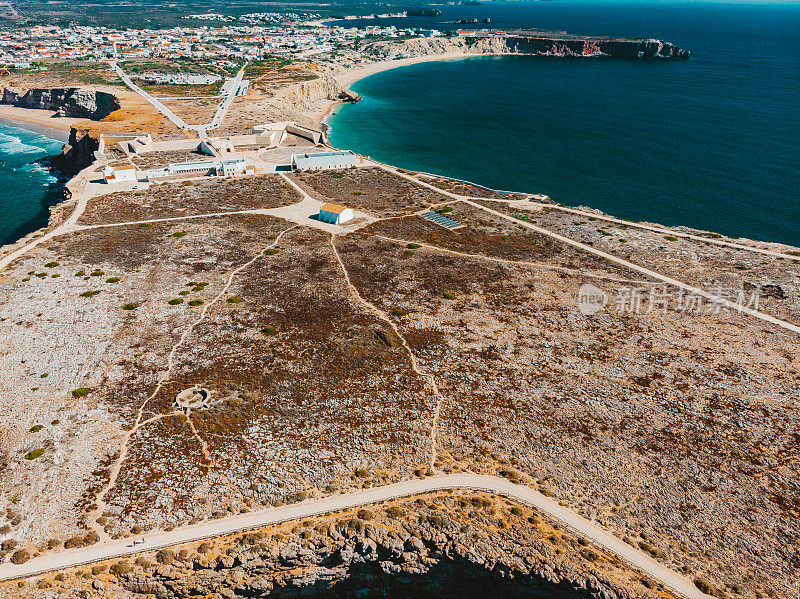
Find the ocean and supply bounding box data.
[328,1,800,247]
[0,120,66,247]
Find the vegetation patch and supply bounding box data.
[168,298,184,305]
[264,248,279,256]
[261,326,276,335]
[226,296,243,303]
[171,231,187,238]
[44,261,59,268]
[106,277,120,283]
[664,235,679,242]
[188,299,204,307]
[72,387,90,397]
[25,448,45,460]
[29,425,44,433]
[123,302,139,310]
[80,290,99,298]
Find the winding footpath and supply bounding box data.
[0,474,711,599]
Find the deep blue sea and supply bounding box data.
[329,1,800,246]
[0,120,66,247]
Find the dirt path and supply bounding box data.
[0,474,713,599]
[378,164,800,336]
[329,234,446,471]
[86,225,298,539]
[374,234,653,285]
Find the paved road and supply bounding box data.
[0,474,711,599]
[205,64,247,133]
[110,62,246,138]
[109,62,191,132]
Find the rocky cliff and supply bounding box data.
[1,87,119,119]
[47,127,100,177]
[362,34,690,60]
[21,493,679,599]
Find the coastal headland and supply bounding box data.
[0,27,797,599]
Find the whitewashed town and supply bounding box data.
[0,21,434,69]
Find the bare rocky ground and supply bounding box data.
[2,492,682,599]
[0,160,798,599]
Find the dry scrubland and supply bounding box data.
[0,167,797,599]
[77,175,302,225]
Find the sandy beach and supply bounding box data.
[0,105,82,136]
[310,52,479,124]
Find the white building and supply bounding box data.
[318,203,354,225]
[145,157,248,181]
[102,164,137,183]
[291,150,358,171]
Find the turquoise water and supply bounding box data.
[0,121,66,246]
[329,2,800,246]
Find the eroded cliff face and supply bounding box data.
[1,87,119,119]
[48,127,100,177]
[362,35,689,60]
[13,493,678,599]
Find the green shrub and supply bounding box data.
[501,235,509,241]
[138,223,152,228]
[264,248,279,256]
[45,262,59,268]
[25,448,44,460]
[261,326,276,335]
[80,290,98,298]
[392,308,407,317]
[40,373,48,378]
[442,292,455,299]
[439,206,454,213]
[105,277,120,283]
[51,274,60,278]
[156,549,175,564]
[170,231,186,238]
[226,296,243,303]
[29,425,43,433]
[406,243,420,249]
[664,235,679,242]
[74,270,85,277]
[188,299,204,307]
[110,560,132,576]
[50,419,59,426]
[168,298,183,305]
[403,250,414,256]
[179,290,190,295]
[123,302,139,310]
[386,506,405,519]
[90,269,104,276]
[72,387,90,397]
[352,191,364,196]
[10,549,31,564]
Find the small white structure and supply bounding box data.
[318,203,354,225]
[292,150,358,171]
[102,164,137,183]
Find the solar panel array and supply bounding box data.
[420,211,462,229]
